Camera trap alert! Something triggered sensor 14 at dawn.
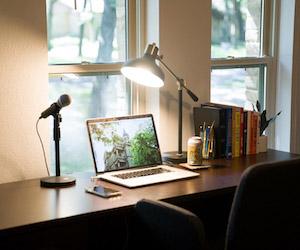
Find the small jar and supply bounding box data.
[187,136,203,165]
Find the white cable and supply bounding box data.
[36,118,50,176]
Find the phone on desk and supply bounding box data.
[85,185,121,198]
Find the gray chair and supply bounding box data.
[132,199,206,250]
[132,158,300,250]
[225,158,300,250]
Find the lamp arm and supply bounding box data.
[183,84,199,102]
[157,57,181,81]
[157,57,198,102]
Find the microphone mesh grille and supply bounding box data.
[57,94,71,108]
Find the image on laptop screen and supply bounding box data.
[87,115,162,172]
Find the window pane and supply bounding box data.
[47,0,126,64]
[211,0,262,58]
[49,74,131,174]
[211,66,265,109]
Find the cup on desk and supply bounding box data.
[187,136,203,165]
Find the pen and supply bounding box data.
[199,125,204,138]
[206,126,210,156]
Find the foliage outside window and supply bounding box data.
[47,0,133,174]
[211,0,272,110]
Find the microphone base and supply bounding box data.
[40,176,76,188]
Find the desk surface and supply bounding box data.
[0,149,298,234]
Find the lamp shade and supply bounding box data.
[121,54,165,88]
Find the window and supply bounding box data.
[46,0,136,174]
[211,65,265,108]
[211,0,275,110]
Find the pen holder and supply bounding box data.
[202,126,216,159]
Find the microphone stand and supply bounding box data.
[40,112,76,188]
[54,113,61,177]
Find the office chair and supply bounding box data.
[131,158,300,250]
[225,158,300,250]
[131,199,205,250]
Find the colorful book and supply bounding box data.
[225,108,232,159]
[246,111,252,155]
[231,106,243,158]
[251,113,258,154]
[255,112,261,154]
[243,111,248,155]
[240,108,244,156]
[198,103,261,157]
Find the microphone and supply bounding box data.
[40,94,71,119]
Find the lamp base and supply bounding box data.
[162,151,187,164]
[40,176,76,188]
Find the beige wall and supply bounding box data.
[0,0,211,184]
[0,0,49,183]
[158,0,211,152]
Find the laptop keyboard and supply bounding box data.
[113,167,171,180]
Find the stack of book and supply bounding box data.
[193,103,261,159]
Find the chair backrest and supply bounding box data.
[132,199,205,250]
[225,158,300,250]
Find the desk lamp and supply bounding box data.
[121,43,198,163]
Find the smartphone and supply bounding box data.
[85,185,121,198]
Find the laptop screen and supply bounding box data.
[87,114,162,173]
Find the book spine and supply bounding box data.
[243,111,247,155]
[225,108,232,159]
[232,108,240,157]
[246,111,252,155]
[231,108,235,157]
[250,113,258,154]
[240,108,244,156]
[256,113,261,154]
[219,109,227,158]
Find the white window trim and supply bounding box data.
[48,63,123,74]
[212,56,272,67]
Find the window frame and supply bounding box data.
[210,0,279,146]
[210,0,276,106]
[47,0,141,113]
[211,62,267,108]
[210,0,277,101]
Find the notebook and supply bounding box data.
[86,114,199,188]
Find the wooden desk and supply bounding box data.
[0,150,298,249]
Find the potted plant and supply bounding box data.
[254,101,281,152]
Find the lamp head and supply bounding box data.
[121,43,165,88]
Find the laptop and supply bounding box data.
[86,114,199,188]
